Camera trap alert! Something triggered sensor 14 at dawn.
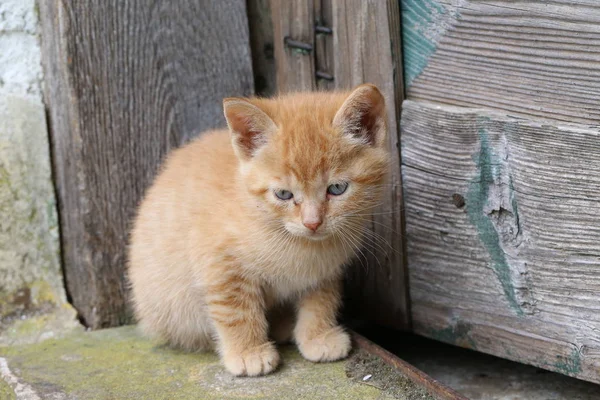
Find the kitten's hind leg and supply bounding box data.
[206,272,279,376]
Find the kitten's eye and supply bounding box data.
[327,182,349,196]
[275,189,293,200]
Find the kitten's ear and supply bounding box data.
[223,98,277,161]
[333,84,387,147]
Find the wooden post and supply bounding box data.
[333,0,409,330]
[271,0,410,329]
[38,0,254,328]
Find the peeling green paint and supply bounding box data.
[554,348,582,376]
[428,321,477,350]
[401,0,459,87]
[465,124,524,316]
[401,0,442,86]
[1,326,399,399]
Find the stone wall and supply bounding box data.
[0,0,79,344]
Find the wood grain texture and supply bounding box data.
[247,0,277,96]
[271,0,316,91]
[401,100,600,383]
[39,0,254,328]
[401,0,600,124]
[333,0,410,330]
[314,0,335,90]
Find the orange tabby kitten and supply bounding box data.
[128,84,389,376]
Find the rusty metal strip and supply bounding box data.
[352,332,468,400]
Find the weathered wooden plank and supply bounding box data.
[333,0,410,330]
[39,1,254,328]
[314,0,335,90]
[247,0,277,96]
[401,100,600,383]
[271,0,316,91]
[401,0,600,124]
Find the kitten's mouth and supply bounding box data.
[303,232,329,241]
[299,229,332,241]
[286,228,330,241]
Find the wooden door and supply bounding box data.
[401,0,600,383]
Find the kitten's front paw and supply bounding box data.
[223,342,280,377]
[297,326,351,362]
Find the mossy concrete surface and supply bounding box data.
[0,302,82,347]
[0,326,427,399]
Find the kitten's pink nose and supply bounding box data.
[303,221,322,232]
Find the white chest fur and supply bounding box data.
[242,237,351,301]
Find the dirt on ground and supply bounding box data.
[345,349,435,400]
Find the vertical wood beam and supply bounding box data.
[271,0,316,91]
[38,0,254,328]
[332,0,409,329]
[247,0,277,96]
[314,0,335,90]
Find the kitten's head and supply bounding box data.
[223,84,389,241]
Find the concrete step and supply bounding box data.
[0,326,436,399]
